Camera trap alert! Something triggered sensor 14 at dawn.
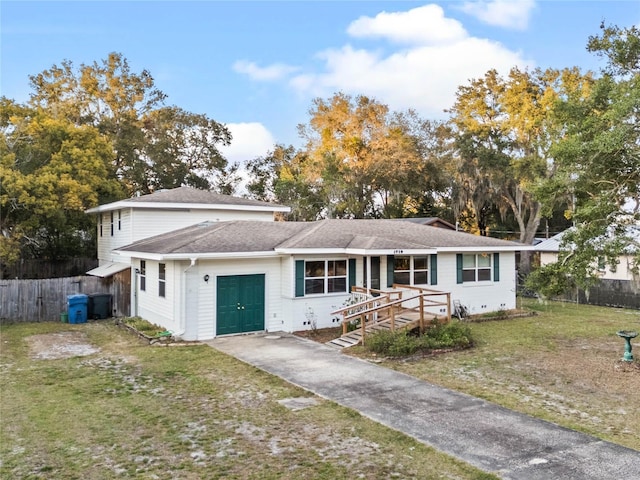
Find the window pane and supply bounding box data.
[140,277,146,291]
[140,261,146,275]
[328,277,347,293]
[329,260,347,276]
[462,270,476,282]
[477,254,491,267]
[394,272,410,285]
[463,254,476,268]
[159,263,166,280]
[478,268,491,281]
[413,256,428,270]
[413,271,428,285]
[394,256,410,271]
[159,281,166,297]
[305,261,325,278]
[305,278,324,294]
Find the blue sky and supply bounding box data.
[2,1,639,164]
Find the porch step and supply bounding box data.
[325,332,362,349]
[325,316,427,350]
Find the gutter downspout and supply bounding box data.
[174,258,197,337]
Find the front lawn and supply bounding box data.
[0,320,496,480]
[352,299,640,450]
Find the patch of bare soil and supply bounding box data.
[26,331,100,360]
[293,326,342,344]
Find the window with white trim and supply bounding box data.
[159,263,166,297]
[462,253,492,282]
[393,255,429,285]
[305,260,347,295]
[140,260,146,291]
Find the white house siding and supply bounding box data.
[95,208,275,265]
[129,209,275,244]
[541,251,636,281]
[136,260,180,333]
[286,254,360,332]
[97,208,133,263]
[441,252,517,314]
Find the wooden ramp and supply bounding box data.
[325,311,433,349]
[327,286,451,350]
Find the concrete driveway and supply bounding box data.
[208,333,640,480]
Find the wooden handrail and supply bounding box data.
[334,285,453,343]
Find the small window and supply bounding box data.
[110,211,114,236]
[118,210,121,231]
[462,254,492,282]
[304,260,347,295]
[394,255,429,285]
[159,263,166,298]
[140,260,146,291]
[99,214,103,237]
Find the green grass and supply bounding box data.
[360,299,640,450]
[1,320,497,479]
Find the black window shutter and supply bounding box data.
[387,255,394,287]
[430,254,438,285]
[493,253,500,282]
[295,260,305,297]
[456,254,463,284]
[348,258,356,292]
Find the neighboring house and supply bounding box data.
[533,228,639,308]
[114,218,527,341]
[535,230,638,281]
[84,187,290,314]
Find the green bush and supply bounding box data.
[365,321,473,357]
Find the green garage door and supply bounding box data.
[216,274,265,335]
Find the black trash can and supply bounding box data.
[88,293,113,319]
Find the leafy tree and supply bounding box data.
[246,145,323,220]
[1,101,123,263]
[27,52,232,195]
[543,24,640,288]
[296,93,443,219]
[448,67,593,275]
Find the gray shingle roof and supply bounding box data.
[86,187,290,213]
[117,218,526,257]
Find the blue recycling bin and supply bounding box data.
[67,294,88,324]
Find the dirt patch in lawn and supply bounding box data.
[294,326,343,344]
[26,331,100,360]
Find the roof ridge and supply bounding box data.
[275,220,328,249]
[167,221,234,253]
[130,220,231,253]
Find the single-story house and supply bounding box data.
[114,218,528,340]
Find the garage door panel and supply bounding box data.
[216,274,265,335]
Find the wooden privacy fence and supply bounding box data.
[0,272,131,323]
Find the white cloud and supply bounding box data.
[347,4,467,45]
[235,3,534,120]
[457,0,536,30]
[289,4,533,119]
[219,122,275,164]
[233,60,299,81]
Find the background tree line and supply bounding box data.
[2,25,638,289]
